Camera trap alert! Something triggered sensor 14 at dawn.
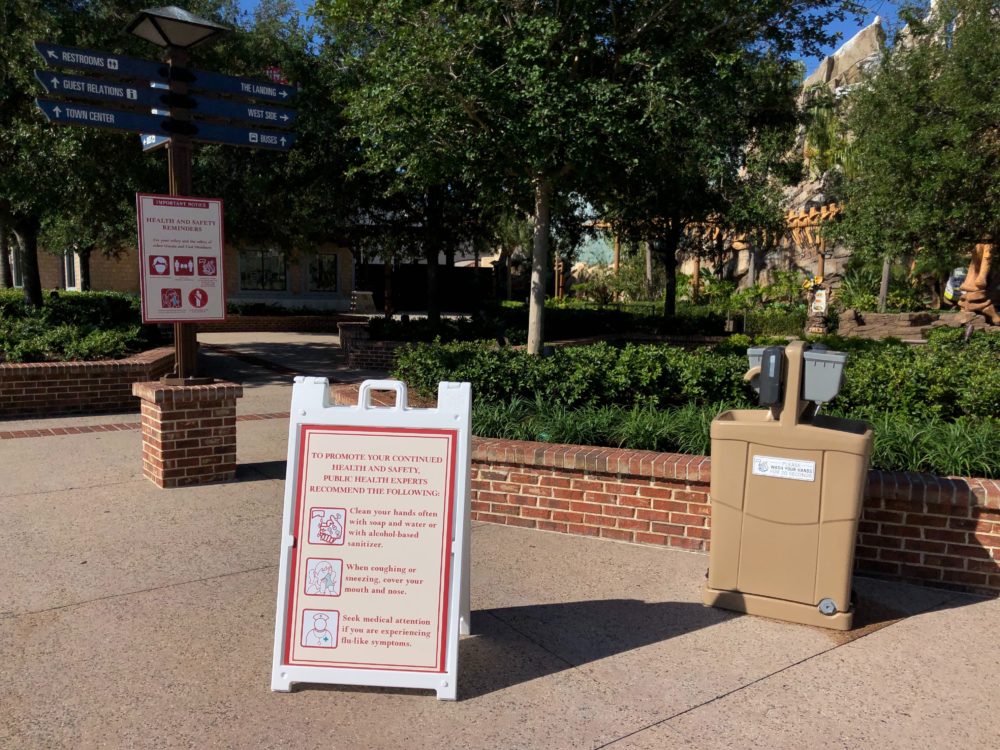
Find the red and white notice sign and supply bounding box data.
[272,379,471,700]
[136,193,226,323]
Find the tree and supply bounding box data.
[833,0,1000,313]
[318,1,857,349]
[594,50,806,318]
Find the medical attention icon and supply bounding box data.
[188,288,209,308]
[149,255,169,275]
[173,256,194,275]
[301,610,339,649]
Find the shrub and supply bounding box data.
[0,291,154,363]
[471,399,1000,478]
[397,330,1000,421]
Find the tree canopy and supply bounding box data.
[834,0,1000,282]
[318,0,859,347]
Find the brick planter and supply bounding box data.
[132,381,243,488]
[338,321,407,370]
[470,438,1000,597]
[0,347,174,419]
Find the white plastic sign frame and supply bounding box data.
[271,378,471,700]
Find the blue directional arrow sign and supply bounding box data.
[36,97,165,134]
[36,41,298,104]
[141,133,170,152]
[190,97,296,128]
[194,121,296,150]
[36,70,297,128]
[35,70,146,107]
[36,99,295,151]
[182,70,297,104]
[35,41,164,81]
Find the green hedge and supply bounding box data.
[0,290,159,363]
[394,340,752,410]
[471,398,1000,478]
[394,330,1000,420]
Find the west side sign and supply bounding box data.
[271,379,472,700]
[136,193,226,323]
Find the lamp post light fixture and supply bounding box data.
[125,5,231,50]
[127,6,231,384]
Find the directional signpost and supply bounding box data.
[34,7,299,383]
[34,41,296,104]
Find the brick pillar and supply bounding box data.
[132,381,244,488]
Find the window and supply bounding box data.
[239,247,287,291]
[308,252,339,292]
[64,251,76,289]
[9,243,22,288]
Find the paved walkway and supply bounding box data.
[1,333,997,749]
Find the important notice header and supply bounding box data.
[152,198,210,209]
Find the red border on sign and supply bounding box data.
[282,424,458,673]
[135,192,227,324]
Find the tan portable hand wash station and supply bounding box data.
[703,340,873,630]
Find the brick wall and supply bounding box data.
[84,249,140,293]
[338,321,407,370]
[0,347,174,418]
[470,438,1000,597]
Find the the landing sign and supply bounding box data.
[136,193,226,323]
[272,379,472,701]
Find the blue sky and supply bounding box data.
[236,1,901,78]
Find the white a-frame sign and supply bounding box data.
[271,378,472,700]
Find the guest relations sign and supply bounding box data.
[136,193,226,323]
[272,379,471,700]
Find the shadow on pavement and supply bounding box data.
[236,461,288,482]
[460,599,736,699]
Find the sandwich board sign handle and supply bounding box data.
[271,378,472,700]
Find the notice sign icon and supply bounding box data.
[197,257,217,276]
[161,288,182,308]
[188,288,209,309]
[174,256,194,275]
[149,255,169,276]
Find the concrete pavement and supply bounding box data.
[0,332,997,749]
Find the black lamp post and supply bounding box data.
[127,6,231,383]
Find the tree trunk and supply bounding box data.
[425,243,440,325]
[660,217,683,319]
[383,254,394,317]
[78,246,93,292]
[526,177,553,355]
[0,223,13,288]
[644,241,653,298]
[878,255,891,313]
[425,187,443,325]
[13,220,43,308]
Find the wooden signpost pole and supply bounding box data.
[164,47,203,384]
